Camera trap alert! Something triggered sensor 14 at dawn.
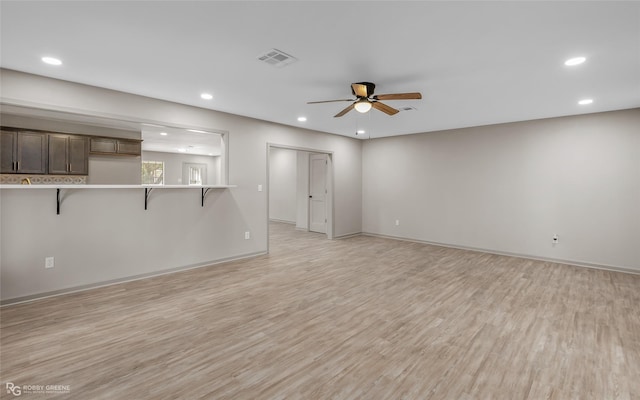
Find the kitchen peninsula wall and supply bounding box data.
[1,69,363,302]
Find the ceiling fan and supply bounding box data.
[307,82,422,117]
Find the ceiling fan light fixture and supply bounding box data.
[354,99,372,113]
[308,82,420,118]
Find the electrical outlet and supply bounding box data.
[258,185,263,192]
[45,256,55,269]
[244,231,251,240]
[395,219,400,226]
[552,234,559,244]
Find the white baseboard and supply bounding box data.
[361,231,640,276]
[334,231,363,240]
[1,251,267,306]
[269,218,296,225]
[6,232,635,306]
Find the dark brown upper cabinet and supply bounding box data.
[48,134,88,175]
[89,137,141,156]
[116,139,142,155]
[1,129,48,174]
[2,127,139,177]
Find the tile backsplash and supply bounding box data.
[1,174,87,185]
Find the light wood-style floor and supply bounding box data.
[1,222,639,399]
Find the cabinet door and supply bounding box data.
[68,136,88,175]
[48,134,69,174]
[16,131,47,174]
[116,140,141,155]
[1,130,16,173]
[90,137,117,154]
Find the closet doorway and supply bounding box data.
[267,144,333,241]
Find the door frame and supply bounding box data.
[266,143,334,252]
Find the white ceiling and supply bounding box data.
[1,1,638,139]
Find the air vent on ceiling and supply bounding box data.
[257,48,298,68]
[399,106,417,112]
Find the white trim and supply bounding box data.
[333,231,362,240]
[267,143,334,156]
[269,218,296,225]
[362,231,640,275]
[1,251,266,306]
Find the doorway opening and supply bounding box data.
[267,144,334,246]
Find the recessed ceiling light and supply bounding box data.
[356,130,366,135]
[177,148,186,152]
[41,56,62,66]
[565,57,586,66]
[578,98,594,105]
[297,116,307,122]
[160,132,168,136]
[200,93,213,100]
[208,153,214,156]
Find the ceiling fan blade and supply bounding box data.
[351,83,369,98]
[372,101,399,116]
[334,104,355,117]
[307,99,354,104]
[374,92,422,101]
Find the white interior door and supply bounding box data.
[309,153,327,233]
[182,163,207,185]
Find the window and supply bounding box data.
[141,161,164,185]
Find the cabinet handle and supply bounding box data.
[16,161,19,171]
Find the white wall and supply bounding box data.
[88,156,141,184]
[268,147,297,223]
[362,109,640,271]
[4,68,633,302]
[0,69,363,301]
[142,151,220,185]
